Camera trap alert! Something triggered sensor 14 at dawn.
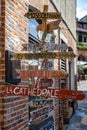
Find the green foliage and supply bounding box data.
[77,43,87,50]
[77,64,84,74]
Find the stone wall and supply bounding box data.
[51,0,76,39]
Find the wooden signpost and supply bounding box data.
[6,5,83,103]
[5,85,85,100]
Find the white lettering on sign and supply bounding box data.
[4,86,86,100]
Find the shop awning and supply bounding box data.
[77,61,87,65]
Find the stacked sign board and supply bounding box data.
[5,7,85,101]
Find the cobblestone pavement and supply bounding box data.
[64,80,87,130]
[77,80,87,91]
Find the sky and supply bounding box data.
[77,0,87,19]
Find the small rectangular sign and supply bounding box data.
[30,106,54,120]
[38,78,53,88]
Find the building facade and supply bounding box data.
[0,0,77,130]
[77,15,87,78]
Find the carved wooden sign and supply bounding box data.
[25,12,61,19]
[5,86,85,100]
[19,70,68,79]
[12,52,76,60]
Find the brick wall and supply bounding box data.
[0,0,29,130]
[29,0,56,12]
[0,0,5,81]
[0,1,5,129]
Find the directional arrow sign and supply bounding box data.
[37,20,61,32]
[12,52,76,60]
[5,86,85,100]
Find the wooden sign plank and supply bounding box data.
[19,70,68,79]
[12,52,76,60]
[5,86,85,100]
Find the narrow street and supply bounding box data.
[65,80,87,130]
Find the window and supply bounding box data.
[79,23,83,28]
[78,55,85,61]
[83,24,87,29]
[29,19,39,40]
[84,36,86,42]
[78,35,82,42]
